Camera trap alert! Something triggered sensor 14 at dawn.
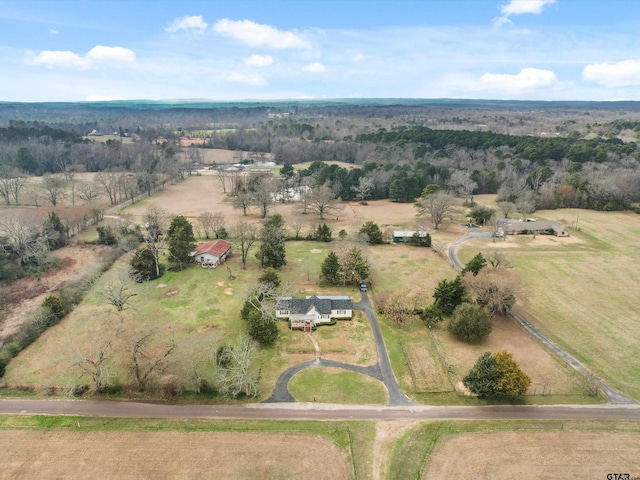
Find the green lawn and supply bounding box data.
[288,367,388,405]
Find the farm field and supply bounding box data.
[457,206,640,400]
[390,420,640,480]
[0,416,361,480]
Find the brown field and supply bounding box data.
[457,200,640,400]
[403,342,450,393]
[0,430,351,480]
[424,431,640,479]
[433,315,586,396]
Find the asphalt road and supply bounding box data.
[1,399,639,421]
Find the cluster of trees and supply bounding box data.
[0,211,70,284]
[463,350,531,399]
[320,246,370,286]
[423,252,521,343]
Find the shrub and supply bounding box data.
[447,303,492,343]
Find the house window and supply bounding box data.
[336,310,347,315]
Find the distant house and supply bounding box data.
[393,230,428,243]
[191,239,232,268]
[275,296,353,331]
[502,221,569,237]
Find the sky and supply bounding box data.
[2,0,640,102]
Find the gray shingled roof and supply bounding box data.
[276,296,352,315]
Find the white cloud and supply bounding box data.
[29,50,91,69]
[583,59,640,87]
[227,72,267,86]
[303,62,325,73]
[165,15,208,35]
[28,46,136,69]
[244,54,273,67]
[213,19,310,49]
[480,67,559,92]
[494,0,556,27]
[48,29,59,36]
[85,95,125,101]
[87,46,135,62]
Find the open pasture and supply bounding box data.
[457,208,640,400]
[423,430,640,479]
[0,429,352,480]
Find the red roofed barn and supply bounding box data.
[192,239,232,268]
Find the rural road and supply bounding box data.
[448,231,637,405]
[1,399,640,421]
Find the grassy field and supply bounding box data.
[457,207,640,400]
[390,420,640,480]
[288,367,389,405]
[0,415,374,480]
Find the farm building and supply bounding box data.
[393,230,428,243]
[191,239,232,268]
[501,221,569,237]
[275,296,353,331]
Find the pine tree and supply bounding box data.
[167,216,196,271]
[321,251,341,285]
[257,214,287,269]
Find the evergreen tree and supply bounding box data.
[167,216,196,271]
[43,211,67,250]
[258,268,281,289]
[314,222,332,242]
[130,245,164,281]
[447,302,492,344]
[462,253,487,276]
[462,352,501,399]
[359,221,384,244]
[257,214,287,269]
[433,277,465,314]
[321,251,341,286]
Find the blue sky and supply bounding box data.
[1,0,640,102]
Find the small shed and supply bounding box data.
[192,239,232,268]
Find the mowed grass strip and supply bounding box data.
[288,367,389,405]
[402,342,451,393]
[457,209,640,400]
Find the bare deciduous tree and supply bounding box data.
[127,329,176,391]
[351,176,375,204]
[415,191,457,229]
[447,170,478,205]
[217,335,260,398]
[308,182,339,220]
[234,220,258,269]
[95,171,120,205]
[0,214,49,265]
[484,250,513,269]
[197,211,215,239]
[41,174,66,206]
[252,177,276,218]
[0,167,28,205]
[68,312,123,393]
[98,273,140,312]
[462,269,523,316]
[233,191,253,216]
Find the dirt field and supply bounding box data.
[0,430,351,480]
[424,431,640,479]
[434,315,585,396]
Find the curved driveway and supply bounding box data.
[264,292,415,406]
[448,231,636,405]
